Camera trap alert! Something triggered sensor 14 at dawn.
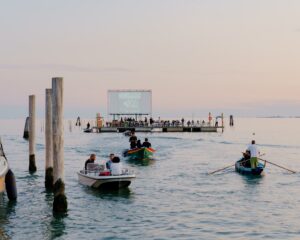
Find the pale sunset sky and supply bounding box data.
[0,0,299,118]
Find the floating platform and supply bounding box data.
[88,126,223,133]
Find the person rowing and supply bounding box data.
[246,140,260,169]
[129,130,137,149]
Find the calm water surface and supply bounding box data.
[0,118,300,240]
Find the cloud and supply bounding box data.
[0,64,133,73]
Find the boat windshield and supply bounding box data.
[82,163,133,176]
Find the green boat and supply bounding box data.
[124,147,155,160]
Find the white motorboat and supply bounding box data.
[77,163,135,189]
[0,140,17,200]
[0,155,9,193]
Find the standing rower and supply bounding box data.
[129,131,137,149]
[246,140,260,169]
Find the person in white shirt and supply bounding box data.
[110,156,123,176]
[246,140,260,169]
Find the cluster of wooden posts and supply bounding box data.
[24,77,67,213]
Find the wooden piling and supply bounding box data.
[29,95,37,172]
[230,115,234,126]
[23,117,30,139]
[45,89,54,190]
[52,78,67,213]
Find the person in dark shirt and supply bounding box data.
[142,138,151,148]
[137,140,142,148]
[87,122,91,129]
[129,131,137,149]
[85,154,96,170]
[106,153,115,170]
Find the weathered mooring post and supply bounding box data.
[230,115,234,126]
[45,89,54,190]
[29,95,37,172]
[23,117,30,139]
[52,78,67,213]
[221,113,224,133]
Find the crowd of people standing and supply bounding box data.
[105,116,216,128]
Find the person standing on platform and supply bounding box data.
[208,112,212,126]
[215,121,218,127]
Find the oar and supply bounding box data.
[258,158,297,174]
[209,156,256,175]
[208,163,235,175]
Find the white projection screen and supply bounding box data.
[108,90,152,115]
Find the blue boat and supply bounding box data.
[235,158,265,175]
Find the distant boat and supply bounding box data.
[83,127,98,133]
[0,155,9,193]
[123,130,132,137]
[235,158,265,176]
[77,164,135,189]
[124,147,155,160]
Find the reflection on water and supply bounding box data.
[43,191,67,240]
[0,196,16,240]
[0,118,300,239]
[48,215,66,239]
[83,187,133,200]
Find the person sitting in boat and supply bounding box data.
[106,153,115,170]
[246,140,260,169]
[85,154,96,170]
[137,140,142,148]
[242,150,251,168]
[142,138,151,148]
[129,131,137,149]
[110,156,123,175]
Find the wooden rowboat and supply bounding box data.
[124,147,155,160]
[235,158,265,176]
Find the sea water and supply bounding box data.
[0,118,300,240]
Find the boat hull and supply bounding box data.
[235,158,264,175]
[0,176,5,193]
[125,147,155,160]
[77,172,135,190]
[0,156,9,193]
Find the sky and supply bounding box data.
[0,0,300,119]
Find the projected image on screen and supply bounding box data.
[108,90,152,115]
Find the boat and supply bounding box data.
[235,158,265,175]
[77,163,135,189]
[124,147,155,160]
[0,155,9,193]
[0,140,17,200]
[123,130,132,137]
[84,127,99,133]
